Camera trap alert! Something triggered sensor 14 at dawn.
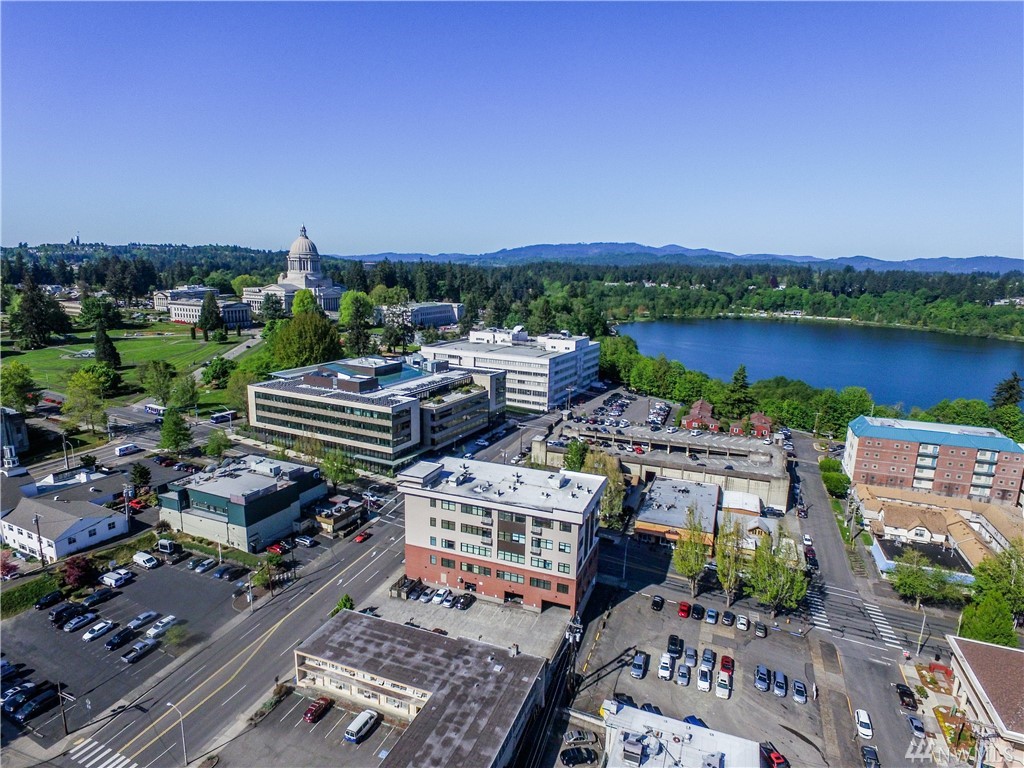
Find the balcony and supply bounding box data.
[531,527,542,536]
[917,446,940,456]
[530,547,542,556]
[482,536,493,546]
[482,517,493,526]
[915,458,937,470]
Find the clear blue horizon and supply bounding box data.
[2,2,1021,261]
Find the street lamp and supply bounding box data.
[166,702,187,765]
[60,432,76,470]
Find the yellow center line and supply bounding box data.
[121,543,391,759]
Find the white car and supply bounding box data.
[697,667,712,692]
[127,610,158,630]
[803,534,813,547]
[657,653,673,681]
[855,709,874,739]
[431,588,450,605]
[146,615,177,638]
[690,429,703,437]
[82,619,115,642]
[736,614,750,631]
[715,671,732,699]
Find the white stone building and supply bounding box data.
[242,227,344,315]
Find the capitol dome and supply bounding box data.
[288,225,319,257]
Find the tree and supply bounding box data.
[970,539,1024,626]
[330,593,356,616]
[197,291,224,332]
[821,472,851,498]
[211,328,229,343]
[959,591,1018,647]
[260,293,286,321]
[80,362,121,396]
[94,326,121,368]
[339,291,374,355]
[563,439,588,472]
[294,435,325,463]
[715,513,744,607]
[138,360,177,406]
[129,462,152,489]
[230,274,264,298]
[205,429,232,458]
[266,553,284,572]
[291,288,324,317]
[62,369,107,433]
[322,450,357,490]
[0,360,37,413]
[992,372,1023,409]
[672,508,709,597]
[582,451,625,530]
[62,555,98,591]
[171,375,200,411]
[9,272,72,349]
[890,549,957,609]
[79,454,97,470]
[272,312,342,369]
[720,364,757,419]
[0,550,19,581]
[158,408,193,455]
[202,357,237,388]
[746,531,808,617]
[226,368,259,415]
[78,297,122,330]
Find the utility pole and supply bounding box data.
[33,514,47,566]
[916,607,928,655]
[564,613,583,697]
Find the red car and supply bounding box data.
[353,531,372,543]
[720,655,734,674]
[303,696,332,723]
[677,602,691,619]
[634,446,644,454]
[128,499,147,511]
[266,543,284,555]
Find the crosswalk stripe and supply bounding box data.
[84,747,112,768]
[75,742,105,762]
[69,740,97,758]
[96,754,123,768]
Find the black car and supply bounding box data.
[806,556,819,570]
[454,593,476,610]
[613,692,637,708]
[755,621,768,638]
[559,747,598,767]
[12,688,59,724]
[861,745,881,768]
[895,683,917,710]
[641,703,663,715]
[104,627,135,651]
[722,611,736,627]
[690,604,705,621]
[667,634,682,659]
[81,588,115,608]
[2,686,42,715]
[650,595,665,612]
[48,603,85,626]
[34,591,64,611]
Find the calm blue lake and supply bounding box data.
[616,318,1024,410]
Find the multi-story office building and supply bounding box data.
[247,357,506,474]
[398,458,606,614]
[843,416,1024,505]
[152,285,219,311]
[376,301,464,328]
[418,326,600,412]
[167,298,251,329]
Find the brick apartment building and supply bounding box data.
[843,416,1024,506]
[398,458,606,614]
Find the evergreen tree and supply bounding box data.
[672,507,709,597]
[260,293,286,321]
[970,539,1024,626]
[197,291,224,332]
[0,360,37,413]
[992,372,1023,409]
[79,297,122,330]
[9,272,72,349]
[959,591,1018,647]
[158,408,193,455]
[94,326,121,368]
[563,439,588,472]
[129,462,152,488]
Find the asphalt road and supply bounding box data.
[49,500,407,768]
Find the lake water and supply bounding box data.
[616,318,1024,410]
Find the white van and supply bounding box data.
[114,443,141,457]
[132,552,160,569]
[344,709,378,743]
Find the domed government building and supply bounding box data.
[242,226,345,315]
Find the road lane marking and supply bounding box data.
[221,684,246,706]
[96,753,124,768]
[325,716,343,738]
[239,623,262,639]
[182,664,208,684]
[280,697,303,722]
[70,740,97,757]
[139,744,174,768]
[83,746,112,767]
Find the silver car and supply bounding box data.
[684,647,698,668]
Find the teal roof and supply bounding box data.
[848,415,1022,454]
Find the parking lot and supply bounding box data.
[213,688,406,768]
[0,553,250,745]
[572,585,828,767]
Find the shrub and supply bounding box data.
[821,472,851,498]
[819,457,843,473]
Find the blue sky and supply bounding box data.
[2,2,1021,260]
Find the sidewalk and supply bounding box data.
[898,658,965,766]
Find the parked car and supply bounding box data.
[667,634,682,659]
[773,670,788,697]
[295,535,317,548]
[419,588,436,603]
[105,627,135,651]
[81,588,115,608]
[690,604,705,621]
[64,611,99,633]
[720,655,734,675]
[82,619,115,642]
[559,747,598,767]
[721,611,735,627]
[127,610,158,630]
[700,648,716,671]
[684,647,698,668]
[194,558,217,573]
[755,665,771,692]
[715,671,732,699]
[906,714,926,739]
[146,615,176,638]
[696,667,712,692]
[211,565,232,579]
[855,709,874,739]
[736,614,749,631]
[186,557,204,570]
[563,730,596,746]
[657,653,673,681]
[3,685,43,715]
[49,603,85,626]
[303,696,333,723]
[677,601,691,619]
[1,682,36,708]
[861,745,881,768]
[100,569,134,588]
[353,531,372,543]
[630,651,649,679]
[755,621,768,638]
[676,664,690,686]
[12,688,59,724]
[407,584,424,601]
[792,680,808,704]
[441,591,456,609]
[802,534,813,547]
[266,543,285,555]
[650,594,665,611]
[431,588,451,605]
[705,608,719,625]
[895,682,917,710]
[121,638,158,664]
[454,593,476,610]
[34,591,64,611]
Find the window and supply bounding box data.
[558,562,571,574]
[88,528,97,537]
[461,543,491,557]
[441,539,455,550]
[429,517,436,527]
[430,555,437,565]
[498,550,525,564]
[440,500,456,511]
[67,537,77,545]
[558,542,572,553]
[533,518,552,529]
[441,520,455,530]
[461,524,489,537]
[441,557,455,569]
[429,536,437,547]
[430,498,437,508]
[559,522,572,533]
[557,583,569,594]
[496,570,524,584]
[498,531,526,544]
[462,504,489,517]
[530,577,551,590]
[460,562,491,576]
[107,522,117,530]
[531,557,552,570]
[499,511,527,524]
[532,538,553,550]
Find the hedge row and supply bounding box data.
[1,574,62,619]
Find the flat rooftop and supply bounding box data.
[422,338,571,360]
[168,455,311,499]
[849,415,1022,453]
[602,699,762,767]
[636,478,720,530]
[298,611,547,768]
[397,457,605,519]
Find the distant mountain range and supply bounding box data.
[331,242,1020,274]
